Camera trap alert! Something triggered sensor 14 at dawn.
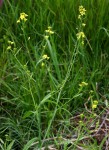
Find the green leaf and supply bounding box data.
[23,111,33,119]
[6,140,15,150]
[99,135,108,150]
[23,138,37,150]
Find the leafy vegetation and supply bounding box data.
[0,0,109,149]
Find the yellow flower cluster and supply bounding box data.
[76,32,85,40]
[42,54,50,60]
[41,54,50,67]
[78,5,86,19]
[17,12,28,23]
[8,40,14,45]
[79,81,88,87]
[45,26,54,34]
[7,40,15,50]
[76,5,86,45]
[82,23,86,27]
[44,26,54,39]
[44,35,49,40]
[92,100,98,109]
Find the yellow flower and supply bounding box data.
[28,37,30,40]
[79,5,86,16]
[93,100,98,105]
[76,32,85,40]
[48,26,52,30]
[82,82,88,85]
[17,12,28,23]
[24,18,27,22]
[17,19,20,23]
[8,41,14,45]
[45,26,54,35]
[45,30,49,33]
[79,81,88,87]
[78,15,81,19]
[78,6,86,20]
[44,35,49,39]
[92,104,97,109]
[11,42,14,45]
[82,23,86,27]
[93,113,97,117]
[45,30,54,34]
[49,30,54,34]
[92,100,98,109]
[42,54,49,60]
[20,12,28,20]
[7,46,11,50]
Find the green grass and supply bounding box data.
[0,0,109,149]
